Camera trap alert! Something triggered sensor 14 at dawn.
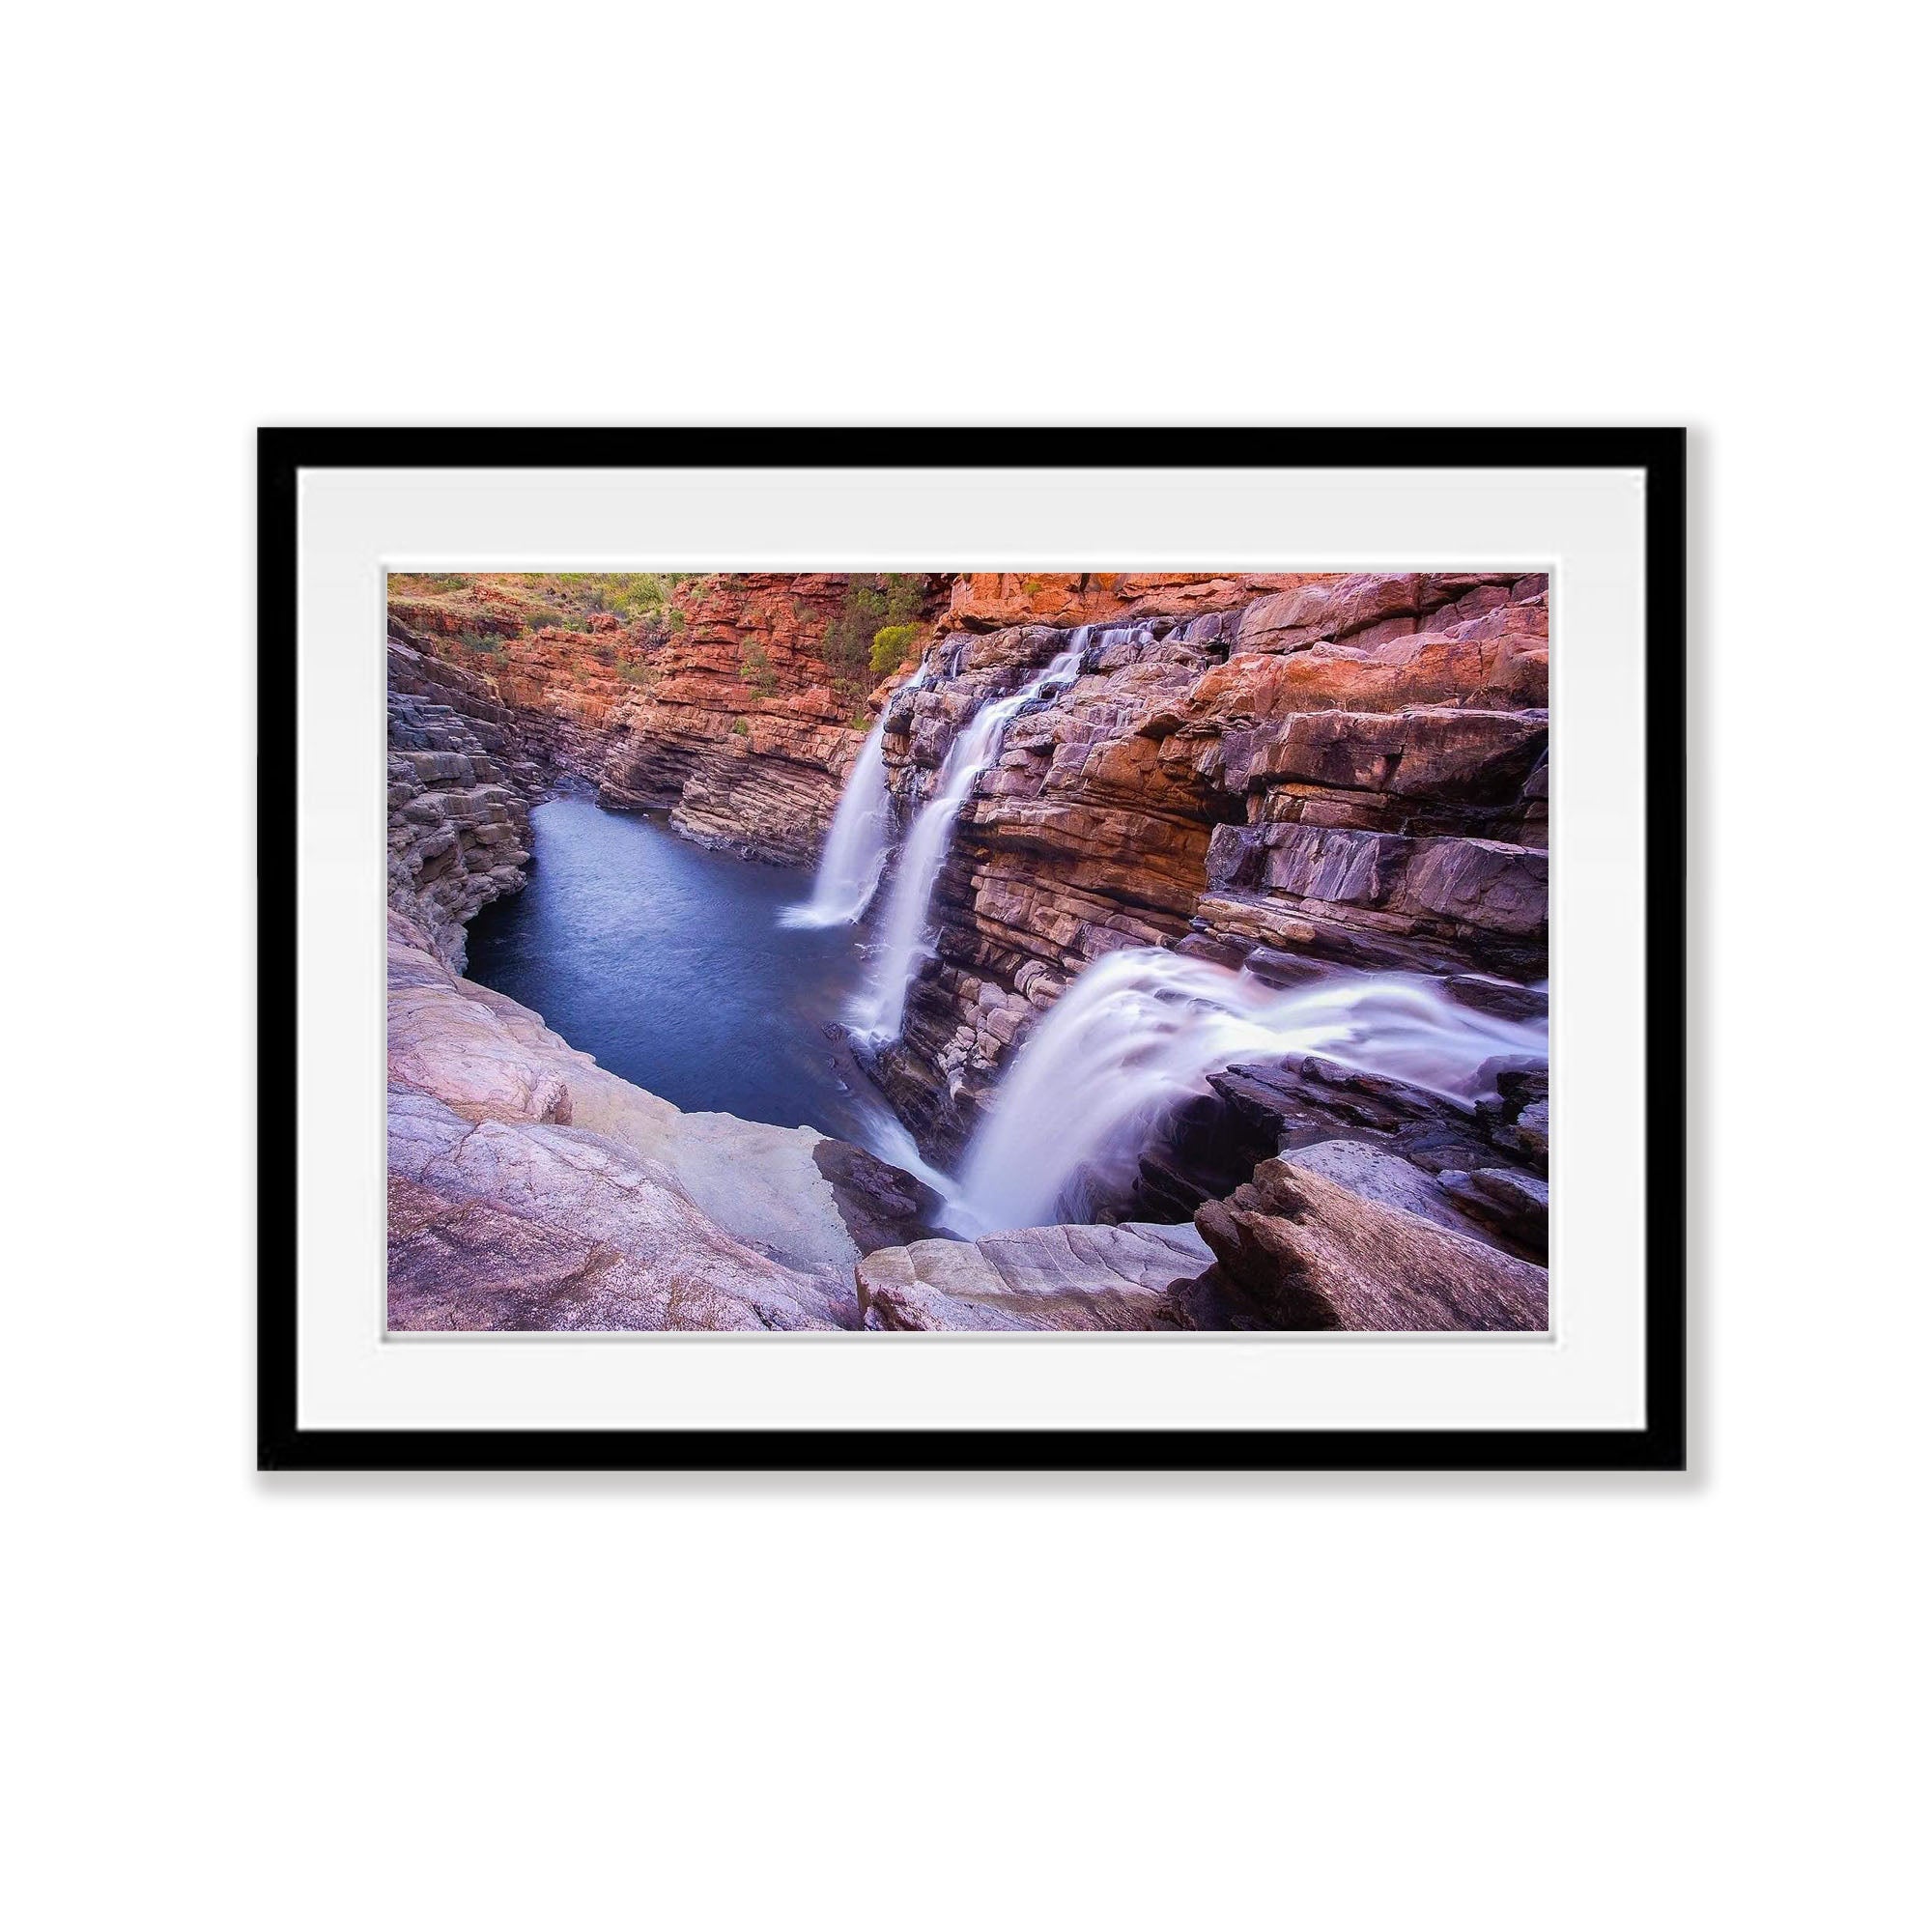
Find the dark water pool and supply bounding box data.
[466,796,889,1145]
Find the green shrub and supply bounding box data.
[600,573,699,619]
[730,716,751,736]
[667,609,687,634]
[619,661,661,686]
[739,639,779,697]
[455,629,506,658]
[822,574,927,686]
[869,622,920,676]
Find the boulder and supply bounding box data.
[1189,1157,1548,1330]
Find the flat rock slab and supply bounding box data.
[856,1221,1212,1332]
[388,1091,842,1331]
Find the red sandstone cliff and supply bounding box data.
[863,572,1550,1223]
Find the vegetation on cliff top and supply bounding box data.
[390,572,945,724]
[388,571,699,640]
[823,574,929,696]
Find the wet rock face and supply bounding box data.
[867,572,1550,1164]
[1109,1043,1549,1264]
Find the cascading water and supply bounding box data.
[780,670,924,929]
[951,948,1548,1235]
[847,640,1087,1042]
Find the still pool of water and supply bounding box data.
[465,796,894,1147]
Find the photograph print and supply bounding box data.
[386,566,1551,1336]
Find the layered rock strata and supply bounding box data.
[935,571,1326,638]
[864,572,1550,1230]
[595,574,933,863]
[386,638,536,973]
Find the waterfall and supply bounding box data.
[951,948,1548,1235]
[779,671,923,929]
[848,640,1087,1042]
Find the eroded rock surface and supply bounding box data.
[385,914,942,1329]
[1188,1158,1548,1331]
[855,1222,1213,1332]
[389,1094,841,1332]
[386,639,535,972]
[1136,1053,1550,1261]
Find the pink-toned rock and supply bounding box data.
[1190,1158,1548,1331]
[855,1221,1212,1331]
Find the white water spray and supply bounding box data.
[848,642,1086,1041]
[780,670,924,929]
[952,948,1547,1235]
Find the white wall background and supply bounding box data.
[6,5,1925,1928]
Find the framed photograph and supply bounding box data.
[260,427,1685,1471]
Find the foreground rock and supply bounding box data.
[385,913,942,1330]
[1138,1059,1550,1261]
[1189,1158,1548,1331]
[389,1094,842,1331]
[855,1222,1213,1331]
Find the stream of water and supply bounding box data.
[779,669,924,930]
[846,643,1085,1041]
[949,948,1548,1234]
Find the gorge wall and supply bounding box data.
[387,571,1365,869]
[388,570,941,866]
[594,574,923,863]
[864,573,1549,1191]
[386,635,536,974]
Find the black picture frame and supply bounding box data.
[259,427,1687,1473]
